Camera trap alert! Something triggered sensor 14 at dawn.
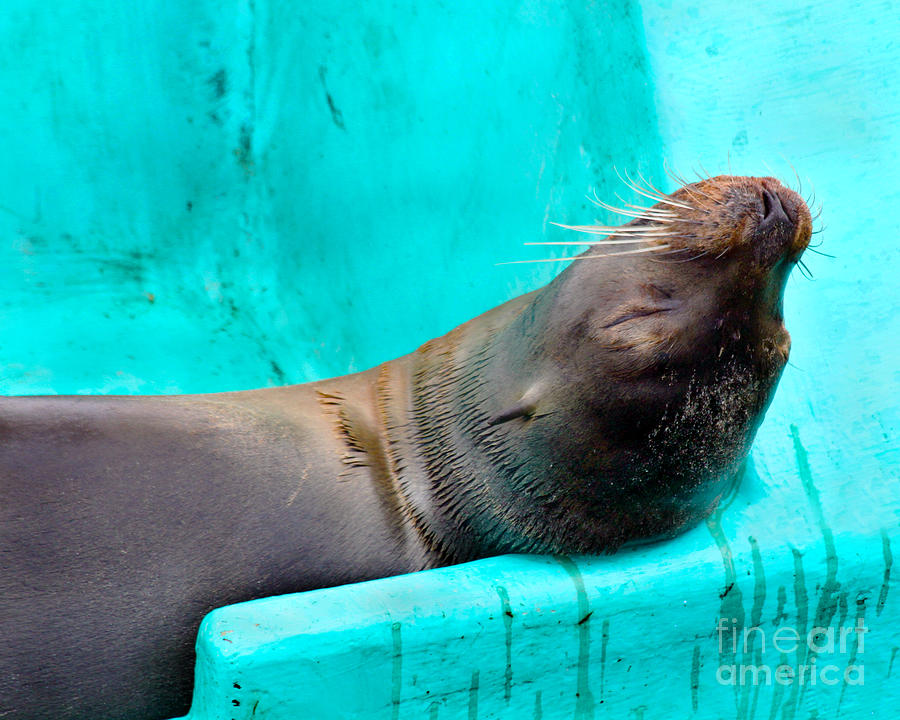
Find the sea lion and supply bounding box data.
[0,174,812,719]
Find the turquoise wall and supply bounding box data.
[2,1,898,719]
[0,0,660,393]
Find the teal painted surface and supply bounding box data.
[183,537,898,719]
[0,0,659,394]
[1,0,897,718]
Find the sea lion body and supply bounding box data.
[0,176,812,718]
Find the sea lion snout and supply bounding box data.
[750,179,812,266]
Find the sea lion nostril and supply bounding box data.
[761,188,790,227]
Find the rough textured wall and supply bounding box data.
[0,0,661,393]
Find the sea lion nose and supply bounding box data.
[760,188,792,230]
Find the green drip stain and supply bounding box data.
[767,652,789,720]
[690,645,701,712]
[774,585,788,625]
[600,618,610,703]
[468,669,480,720]
[742,536,766,720]
[836,592,849,632]
[557,556,595,719]
[877,529,892,616]
[749,537,767,629]
[837,593,868,714]
[782,549,808,720]
[707,508,744,718]
[496,585,514,702]
[791,424,840,708]
[391,621,402,720]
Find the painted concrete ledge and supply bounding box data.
[174,524,897,720]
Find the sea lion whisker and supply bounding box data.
[588,192,677,221]
[550,222,673,235]
[496,244,670,265]
[806,192,820,215]
[685,249,710,261]
[625,183,698,211]
[572,231,679,240]
[600,211,674,224]
[525,239,653,246]
[806,247,835,258]
[588,208,675,224]
[621,208,707,226]
[619,205,681,221]
[620,213,678,225]
[613,190,680,215]
[636,169,686,209]
[648,249,710,264]
[635,168,690,209]
[575,244,671,260]
[664,163,714,207]
[663,158,691,189]
[694,162,716,185]
[787,159,803,197]
[796,258,814,280]
[613,199,675,215]
[493,256,571,266]
[614,166,673,203]
[803,175,818,208]
[663,161,715,205]
[614,166,666,201]
[634,168,669,196]
[616,167,697,210]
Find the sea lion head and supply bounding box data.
[657,175,813,326]
[552,175,814,381]
[407,174,814,559]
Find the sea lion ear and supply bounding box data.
[487,384,543,426]
[488,400,535,426]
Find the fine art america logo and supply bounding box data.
[716,618,867,686]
